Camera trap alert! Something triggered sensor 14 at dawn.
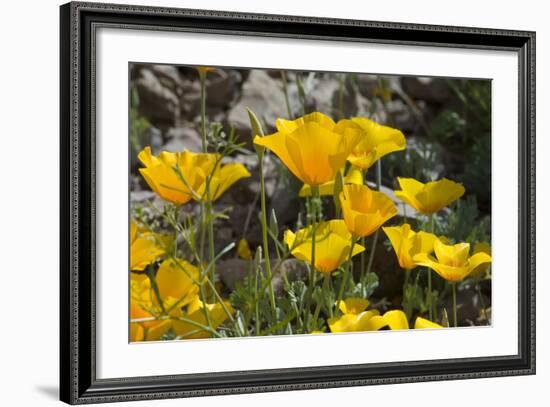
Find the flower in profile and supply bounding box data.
[347,117,406,170]
[138,147,250,205]
[328,297,379,333]
[413,239,492,282]
[283,220,365,273]
[172,296,234,339]
[328,309,380,333]
[155,259,200,308]
[299,167,363,197]
[339,184,397,238]
[369,310,410,331]
[130,273,173,341]
[414,316,443,329]
[195,66,216,75]
[253,112,362,186]
[236,238,252,260]
[382,223,438,270]
[130,221,167,271]
[201,162,251,201]
[470,242,492,278]
[394,177,465,214]
[337,298,371,315]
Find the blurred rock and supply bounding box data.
[135,68,180,127]
[163,127,201,152]
[401,77,453,104]
[227,70,287,138]
[206,69,242,108]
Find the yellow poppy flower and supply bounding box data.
[394,177,465,214]
[470,242,492,277]
[202,162,251,202]
[299,167,363,197]
[328,309,381,333]
[413,239,492,282]
[382,223,438,270]
[129,273,174,341]
[236,238,252,260]
[283,220,365,273]
[138,147,250,205]
[253,112,363,186]
[347,117,406,170]
[196,66,216,74]
[172,296,234,339]
[337,298,370,315]
[369,310,410,331]
[138,147,215,205]
[414,316,443,329]
[130,221,166,271]
[155,259,200,308]
[339,184,397,238]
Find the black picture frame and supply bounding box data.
[60,1,536,404]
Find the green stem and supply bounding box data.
[199,71,207,153]
[476,282,487,322]
[452,282,457,328]
[403,269,411,319]
[337,238,356,308]
[427,213,435,320]
[259,152,277,317]
[338,74,345,120]
[281,70,293,119]
[361,160,382,289]
[312,274,330,328]
[303,185,320,329]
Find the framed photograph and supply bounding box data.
[60,1,535,404]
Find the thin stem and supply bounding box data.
[338,74,345,120]
[303,185,319,329]
[281,70,293,119]
[259,152,277,317]
[199,70,207,153]
[362,160,382,289]
[312,273,330,329]
[403,268,411,319]
[337,238,356,308]
[427,213,435,320]
[452,282,457,328]
[476,282,487,322]
[206,199,216,302]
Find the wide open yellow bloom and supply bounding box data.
[299,167,363,197]
[172,296,234,339]
[347,117,406,170]
[340,184,397,238]
[382,223,438,270]
[283,219,365,273]
[413,239,492,282]
[253,112,362,186]
[394,177,465,214]
[130,221,167,271]
[138,147,250,205]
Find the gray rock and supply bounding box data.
[227,70,287,137]
[163,127,202,152]
[135,68,180,126]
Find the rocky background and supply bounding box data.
[129,63,492,326]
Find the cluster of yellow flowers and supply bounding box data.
[253,111,492,332]
[130,91,492,338]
